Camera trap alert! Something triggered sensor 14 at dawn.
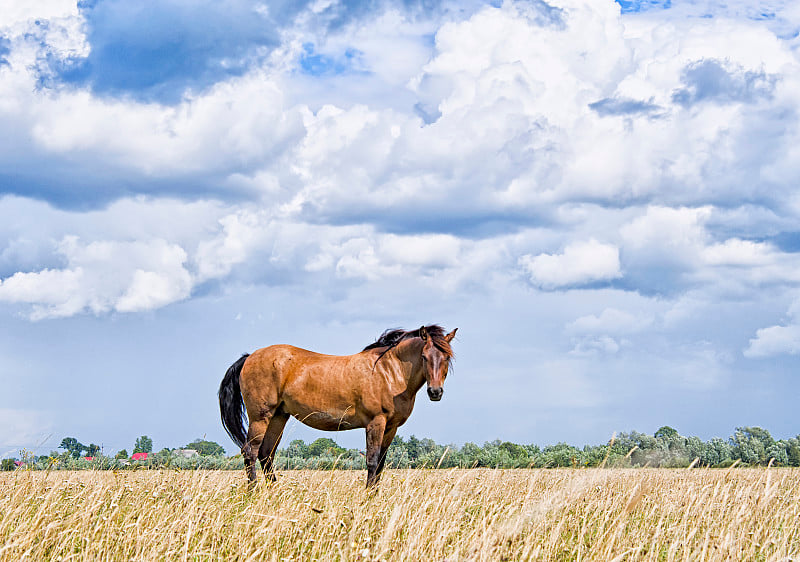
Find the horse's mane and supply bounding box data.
[363,325,454,364]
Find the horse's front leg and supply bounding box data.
[376,426,398,478]
[365,416,387,488]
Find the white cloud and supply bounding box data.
[30,75,305,178]
[378,234,461,267]
[620,206,711,254]
[567,308,652,335]
[194,210,273,282]
[314,232,463,281]
[702,239,775,267]
[569,335,622,357]
[519,239,622,289]
[3,0,800,222]
[0,268,84,318]
[566,307,653,357]
[116,269,190,313]
[0,237,192,319]
[744,324,800,358]
[0,0,76,25]
[744,299,800,358]
[0,0,798,345]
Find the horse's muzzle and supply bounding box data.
[427,386,443,401]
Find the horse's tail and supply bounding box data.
[218,354,250,449]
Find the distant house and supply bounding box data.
[131,452,150,461]
[13,461,24,468]
[84,457,94,461]
[173,449,199,459]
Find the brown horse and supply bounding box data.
[218,325,457,487]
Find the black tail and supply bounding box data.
[218,354,250,449]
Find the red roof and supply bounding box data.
[131,452,150,461]
[84,457,94,461]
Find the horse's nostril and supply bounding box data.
[428,387,443,400]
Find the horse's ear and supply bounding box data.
[445,328,458,342]
[419,325,428,342]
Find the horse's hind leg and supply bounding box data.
[259,412,289,482]
[243,418,269,483]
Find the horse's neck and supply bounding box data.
[388,340,426,393]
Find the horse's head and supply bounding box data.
[420,326,457,401]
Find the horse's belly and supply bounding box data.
[290,407,363,431]
[281,366,373,431]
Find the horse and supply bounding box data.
[218,325,457,488]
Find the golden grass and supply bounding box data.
[1,467,799,561]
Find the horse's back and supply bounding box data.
[239,344,358,396]
[241,344,310,385]
[245,344,341,372]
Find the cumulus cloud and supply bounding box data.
[0,0,799,328]
[565,307,652,357]
[0,237,192,319]
[744,324,800,358]
[519,239,622,290]
[2,0,799,217]
[194,210,273,282]
[567,308,653,335]
[745,300,800,358]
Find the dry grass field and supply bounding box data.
[1,467,799,561]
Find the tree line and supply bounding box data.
[3,426,799,471]
[0,436,227,471]
[276,426,800,470]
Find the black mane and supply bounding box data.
[363,328,410,351]
[363,325,453,359]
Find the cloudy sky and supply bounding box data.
[2,0,800,457]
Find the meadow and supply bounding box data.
[1,467,798,561]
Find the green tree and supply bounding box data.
[497,441,530,466]
[460,442,482,467]
[307,438,344,457]
[539,443,582,467]
[767,442,788,465]
[786,437,800,467]
[115,449,129,459]
[700,437,732,466]
[654,426,679,439]
[86,443,100,457]
[406,435,421,461]
[59,437,86,459]
[385,438,411,468]
[185,439,225,456]
[133,435,153,454]
[286,439,308,458]
[155,448,173,466]
[730,427,774,465]
[685,436,705,462]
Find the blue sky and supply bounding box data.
[2,0,800,457]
